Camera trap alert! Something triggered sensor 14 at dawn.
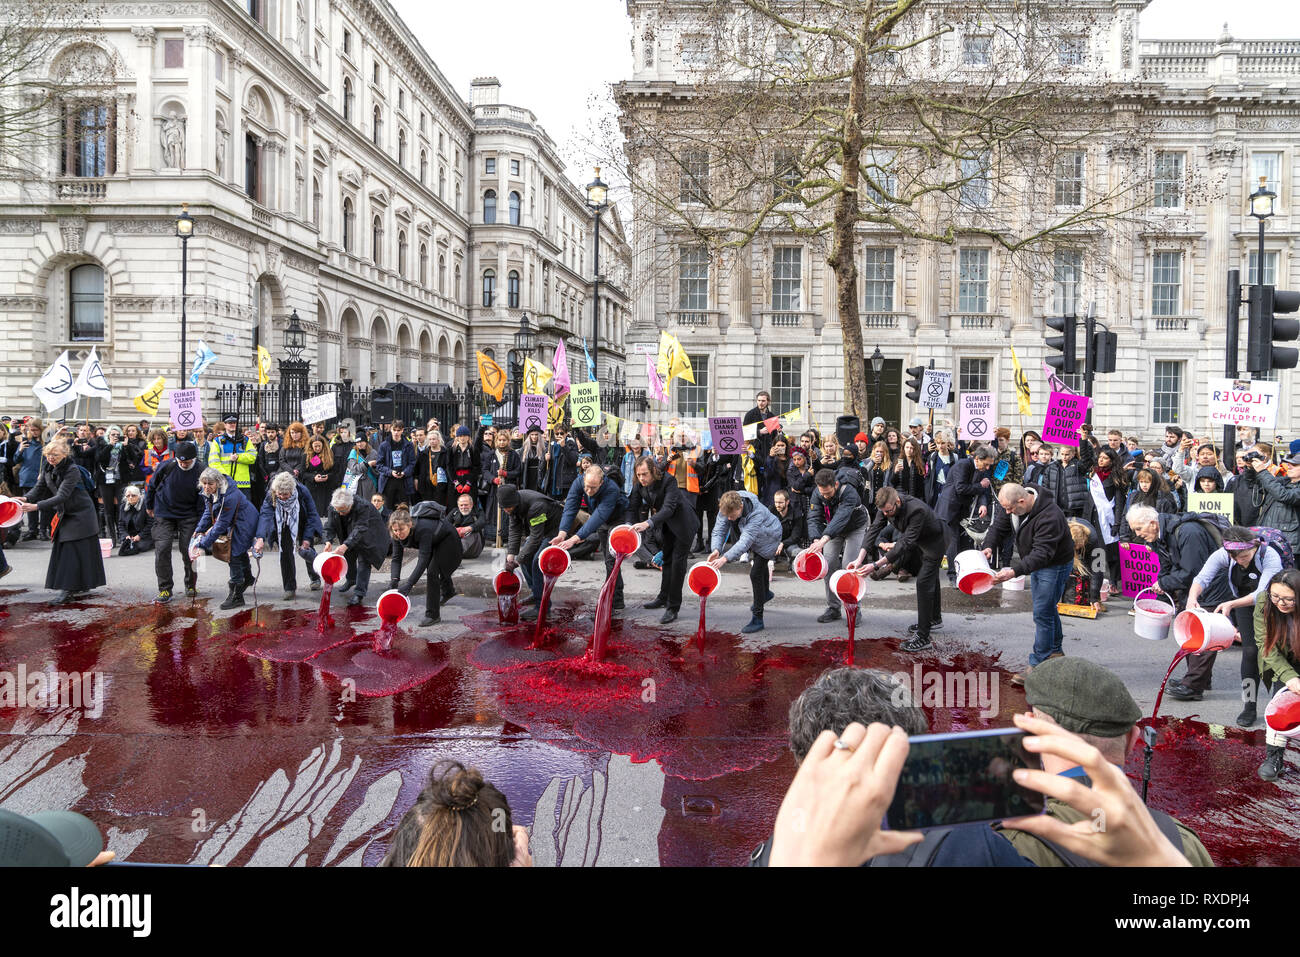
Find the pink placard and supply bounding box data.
[1042,390,1090,447]
[1118,542,1161,598]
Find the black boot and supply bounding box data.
[219,585,245,610]
[1259,745,1286,782]
[1237,688,1258,728]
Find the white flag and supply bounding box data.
[72,347,112,401]
[31,350,76,412]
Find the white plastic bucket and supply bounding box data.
[538,545,571,578]
[494,567,524,595]
[1265,688,1300,738]
[607,524,641,557]
[376,588,410,624]
[954,549,995,595]
[687,561,720,597]
[99,538,113,558]
[313,551,348,585]
[1132,587,1175,641]
[1174,608,1236,653]
[0,497,23,528]
[793,549,828,582]
[1002,575,1026,591]
[829,569,868,604]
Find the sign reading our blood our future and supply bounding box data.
[1208,377,1280,430]
[1041,390,1090,447]
[1118,542,1162,598]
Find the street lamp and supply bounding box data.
[510,311,535,390]
[585,167,610,381]
[278,309,311,425]
[870,346,884,422]
[1249,175,1276,286]
[176,203,194,387]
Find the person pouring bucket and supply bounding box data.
[16,438,107,604]
[388,506,463,628]
[253,471,325,601]
[499,483,561,620]
[190,467,259,610]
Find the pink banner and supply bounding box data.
[1042,390,1090,447]
[1118,542,1161,598]
[552,339,571,396]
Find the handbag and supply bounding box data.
[207,502,232,563]
[960,499,991,545]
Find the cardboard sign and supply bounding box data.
[570,382,601,428]
[1208,377,1280,430]
[519,393,548,433]
[1118,542,1161,599]
[167,389,202,432]
[919,370,952,410]
[959,391,995,441]
[1058,603,1098,619]
[300,392,337,426]
[1188,492,1233,517]
[1042,390,1089,447]
[708,416,745,455]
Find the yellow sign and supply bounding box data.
[256,346,273,386]
[132,376,166,416]
[1010,345,1031,417]
[476,351,506,402]
[1188,492,1233,517]
[547,394,566,430]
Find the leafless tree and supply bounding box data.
[611,0,1194,419]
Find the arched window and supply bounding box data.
[508,191,521,226]
[398,128,407,167]
[454,181,462,212]
[397,230,407,277]
[372,105,382,146]
[312,176,321,228]
[438,254,446,293]
[420,149,427,184]
[372,215,383,266]
[483,189,496,224]
[438,166,445,199]
[343,77,354,122]
[69,264,105,341]
[482,269,495,307]
[342,197,354,252]
[419,243,428,286]
[507,269,520,309]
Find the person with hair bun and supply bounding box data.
[387,506,462,627]
[380,760,531,867]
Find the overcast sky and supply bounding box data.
[393,0,1300,188]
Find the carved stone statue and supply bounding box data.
[161,110,185,168]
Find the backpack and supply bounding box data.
[409,500,446,521]
[75,464,96,496]
[1250,525,1296,568]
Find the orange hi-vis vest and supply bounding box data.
[668,450,700,494]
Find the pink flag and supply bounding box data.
[646,353,669,403]
[553,339,571,396]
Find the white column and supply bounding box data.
[131,27,156,174]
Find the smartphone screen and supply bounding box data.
[885,728,1045,830]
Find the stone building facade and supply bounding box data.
[0,0,628,422]
[617,0,1300,442]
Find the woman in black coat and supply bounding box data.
[388,509,463,627]
[96,426,140,544]
[302,436,337,519]
[627,455,701,623]
[117,484,154,555]
[891,438,928,502]
[19,439,107,602]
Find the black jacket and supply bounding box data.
[117,499,153,545]
[935,457,992,525]
[776,507,807,552]
[145,458,204,522]
[325,496,389,569]
[892,462,927,502]
[445,441,480,497]
[96,440,140,487]
[626,476,700,542]
[862,493,945,573]
[390,516,459,590]
[27,457,100,542]
[1255,469,1300,557]
[1022,460,1069,512]
[505,488,561,561]
[1154,512,1224,598]
[1061,461,1093,520]
[480,447,522,495]
[983,486,1073,577]
[808,481,868,540]
[451,504,486,536]
[1231,467,1265,527]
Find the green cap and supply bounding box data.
[1023,657,1142,738]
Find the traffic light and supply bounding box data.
[1247,286,1300,374]
[1092,329,1117,374]
[1045,314,1077,375]
[904,365,926,404]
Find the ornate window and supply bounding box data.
[482,269,496,307]
[483,189,497,224]
[69,264,105,341]
[61,103,115,177]
[508,191,521,225]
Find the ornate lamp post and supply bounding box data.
[585,168,609,380]
[175,203,194,386]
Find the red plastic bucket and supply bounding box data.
[376,589,410,624]
[794,550,827,582]
[608,524,641,556]
[539,546,571,577]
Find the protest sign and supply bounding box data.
[300,392,337,426]
[519,393,548,432]
[1188,492,1233,518]
[1118,542,1161,598]
[168,389,202,432]
[1042,390,1089,447]
[959,392,995,441]
[919,370,952,410]
[570,382,601,428]
[708,416,744,455]
[1207,377,1280,430]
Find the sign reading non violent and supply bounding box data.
[167,388,202,432]
[959,391,995,441]
[300,392,337,426]
[1208,377,1280,430]
[1188,492,1234,517]
[919,370,952,410]
[569,382,601,428]
[708,416,745,455]
[1042,390,1089,448]
[1118,542,1162,598]
[519,393,548,432]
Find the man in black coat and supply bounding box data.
[935,444,996,587]
[144,441,204,603]
[627,456,701,624]
[323,487,390,606]
[982,482,1075,686]
[854,487,946,653]
[742,390,776,460]
[500,483,561,614]
[804,468,870,624]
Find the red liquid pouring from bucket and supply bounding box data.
[495,569,521,625]
[590,525,639,661]
[1151,649,1191,720]
[832,571,865,666]
[530,547,571,648]
[374,590,410,652]
[687,562,720,652]
[314,553,347,633]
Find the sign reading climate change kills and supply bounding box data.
[959,392,995,441]
[1208,378,1280,430]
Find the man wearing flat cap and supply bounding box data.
[999,657,1213,866]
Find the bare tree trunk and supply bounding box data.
[830,37,870,423]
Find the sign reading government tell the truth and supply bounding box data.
[1188,492,1234,518]
[919,369,952,410]
[959,392,995,441]
[1208,377,1280,430]
[1042,390,1090,448]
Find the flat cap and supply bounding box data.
[1024,657,1142,738]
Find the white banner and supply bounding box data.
[72,347,112,401]
[1207,377,1280,430]
[300,392,338,426]
[32,350,75,412]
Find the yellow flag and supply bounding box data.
[1010,345,1032,417]
[548,394,566,430]
[256,346,272,386]
[476,350,506,402]
[657,331,695,385]
[523,357,553,395]
[132,375,166,417]
[605,411,620,436]
[781,406,802,424]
